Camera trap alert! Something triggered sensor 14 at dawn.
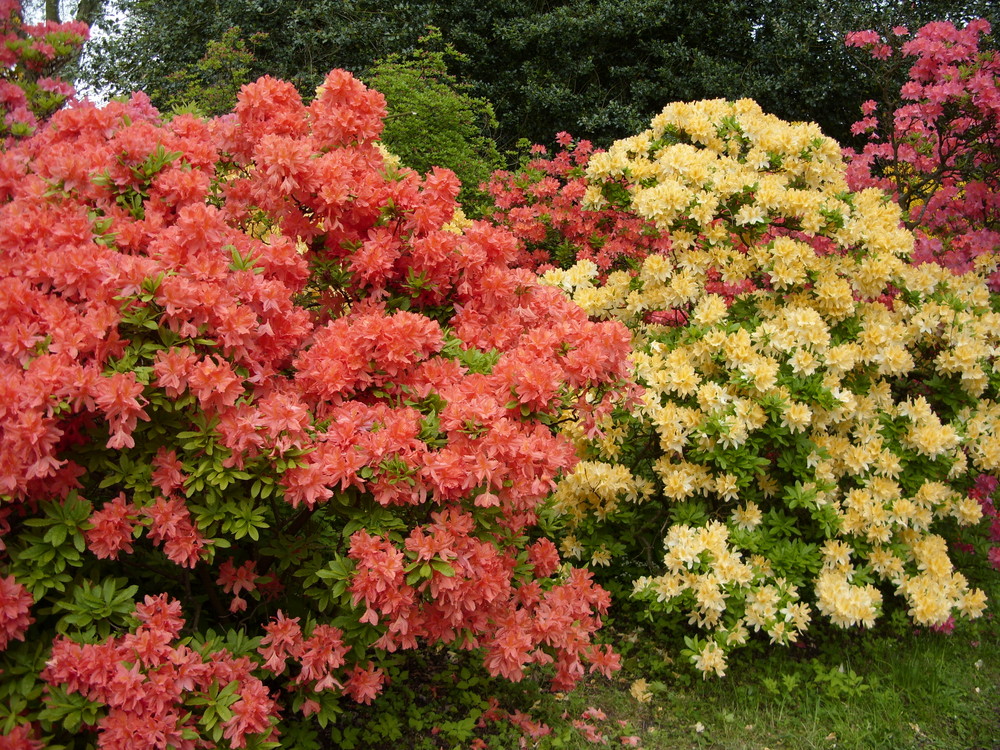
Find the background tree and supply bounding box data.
[160,26,264,117]
[21,0,102,25]
[77,0,417,106]
[363,29,502,215]
[75,0,1000,151]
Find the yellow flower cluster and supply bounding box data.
[584,100,912,301]
[551,460,655,527]
[633,521,810,676]
[543,99,997,676]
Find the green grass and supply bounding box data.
[529,608,1000,749]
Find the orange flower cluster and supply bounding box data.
[0,67,633,746]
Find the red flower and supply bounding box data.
[92,372,149,449]
[222,679,276,748]
[258,611,304,674]
[186,355,244,412]
[297,623,349,690]
[217,559,259,596]
[142,497,206,568]
[527,539,561,578]
[150,448,186,496]
[151,347,196,398]
[0,722,42,749]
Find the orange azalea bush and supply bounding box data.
[536,99,998,677]
[0,69,634,746]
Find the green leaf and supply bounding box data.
[430,559,456,577]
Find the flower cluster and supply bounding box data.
[0,68,633,745]
[541,99,996,677]
[844,19,1000,287]
[0,574,33,651]
[42,594,277,748]
[486,132,671,275]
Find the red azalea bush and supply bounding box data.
[485,133,671,276]
[0,68,635,747]
[1,0,88,144]
[844,19,1000,286]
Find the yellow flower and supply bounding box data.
[714,473,740,501]
[781,401,812,433]
[630,678,654,703]
[821,539,853,569]
[959,588,988,618]
[814,570,882,628]
[591,545,613,567]
[693,641,727,678]
[734,203,767,226]
[951,492,982,525]
[692,294,729,326]
[732,502,763,530]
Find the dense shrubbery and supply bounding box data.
[0,65,635,746]
[523,97,998,677]
[486,133,669,275]
[0,4,998,746]
[363,30,502,218]
[0,0,88,144]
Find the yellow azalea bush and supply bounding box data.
[542,99,999,677]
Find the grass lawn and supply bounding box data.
[529,576,1000,750]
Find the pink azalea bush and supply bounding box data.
[486,133,670,276]
[0,0,87,144]
[845,19,1000,286]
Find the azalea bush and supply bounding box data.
[0,0,88,144]
[536,98,999,678]
[0,68,635,747]
[844,18,1000,286]
[486,133,669,275]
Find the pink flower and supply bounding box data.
[222,679,276,748]
[217,559,259,596]
[258,611,303,674]
[85,493,138,560]
[297,624,349,689]
[0,575,34,651]
[527,538,560,577]
[343,662,385,704]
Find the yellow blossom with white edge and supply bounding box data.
[539,97,997,677]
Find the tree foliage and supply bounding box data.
[363,29,501,216]
[160,26,265,118]
[80,0,997,154]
